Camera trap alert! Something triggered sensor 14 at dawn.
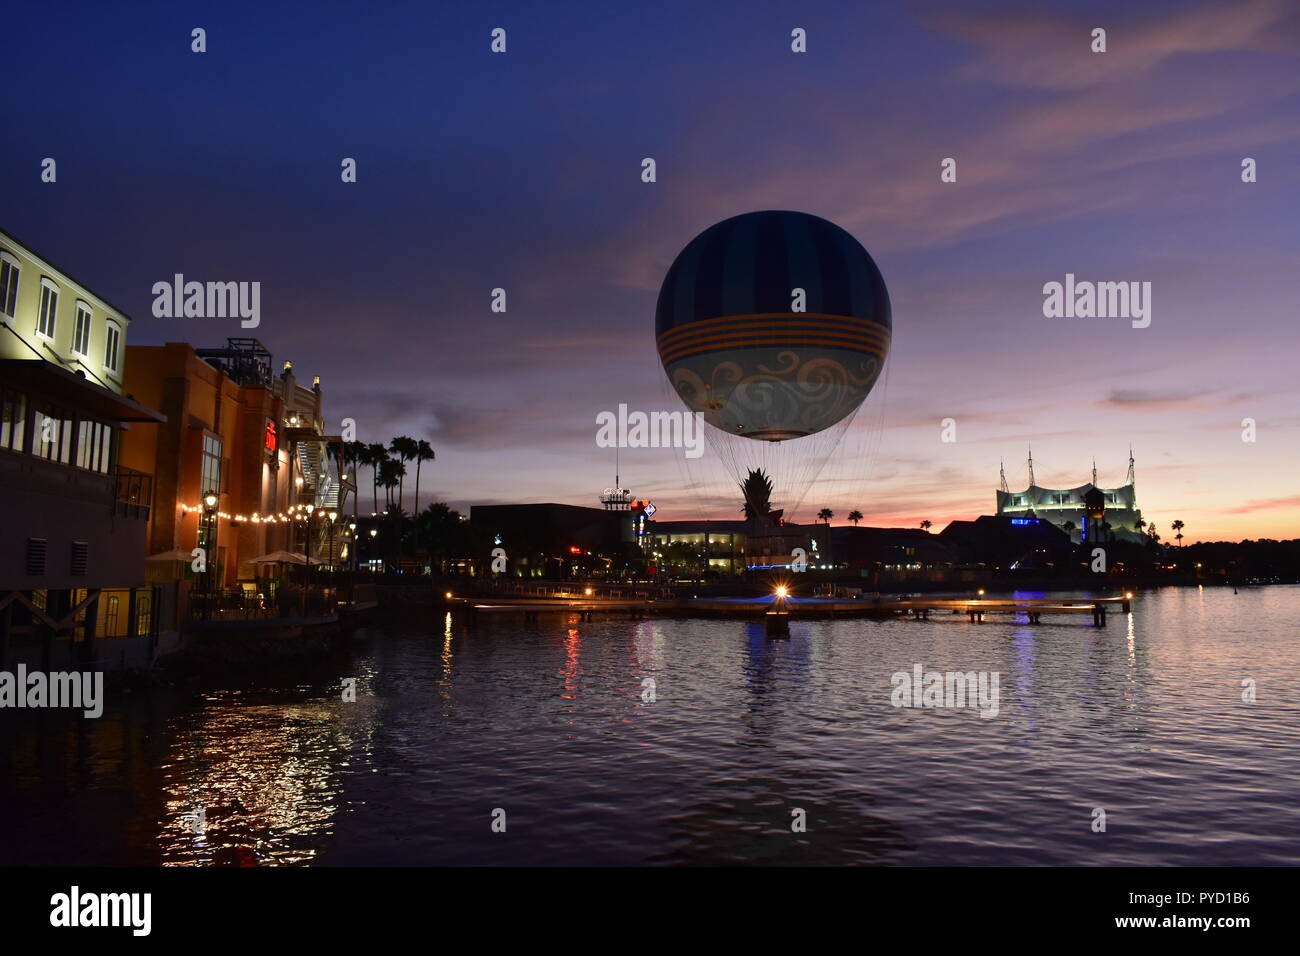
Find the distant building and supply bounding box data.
[470,503,644,578]
[939,514,1072,569]
[649,519,750,574]
[828,526,954,578]
[996,450,1145,544]
[1,228,166,667]
[119,339,354,589]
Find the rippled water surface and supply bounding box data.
[3,587,1298,865]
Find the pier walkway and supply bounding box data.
[452,593,1131,627]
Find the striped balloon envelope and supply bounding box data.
[656,210,891,441]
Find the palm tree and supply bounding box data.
[1172,520,1185,547]
[366,442,388,513]
[817,508,834,525]
[740,469,774,520]
[412,440,435,518]
[343,440,367,519]
[378,457,405,510]
[1134,518,1146,533]
[848,510,863,526]
[920,519,932,532]
[1062,520,1076,539]
[389,436,418,512]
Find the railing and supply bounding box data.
[474,578,674,601]
[189,586,339,621]
[114,466,152,519]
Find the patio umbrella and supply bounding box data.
[250,550,308,565]
[146,548,194,562]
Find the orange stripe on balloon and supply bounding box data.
[656,312,890,347]
[660,335,888,364]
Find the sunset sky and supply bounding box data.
[4,0,1298,542]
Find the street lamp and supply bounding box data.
[327,511,338,577]
[202,491,219,615]
[304,503,315,586]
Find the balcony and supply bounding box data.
[114,466,152,520]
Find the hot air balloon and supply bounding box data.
[656,210,891,519]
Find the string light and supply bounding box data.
[178,501,361,530]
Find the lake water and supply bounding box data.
[2,586,1298,866]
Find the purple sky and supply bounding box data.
[4,0,1298,541]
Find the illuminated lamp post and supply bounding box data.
[327,510,338,578]
[303,503,317,587]
[202,491,219,616]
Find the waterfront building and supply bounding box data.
[648,520,961,582]
[119,338,354,590]
[0,228,166,668]
[470,502,645,578]
[828,526,954,579]
[995,450,1145,543]
[939,514,1073,569]
[649,519,749,575]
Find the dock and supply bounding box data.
[451,593,1131,627]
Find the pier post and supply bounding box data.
[766,595,790,638]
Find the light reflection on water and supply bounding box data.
[2,586,1299,865]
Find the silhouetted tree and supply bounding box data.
[413,439,435,521]
[741,469,774,520]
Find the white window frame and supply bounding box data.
[104,320,121,373]
[37,277,59,340]
[0,250,19,319]
[72,301,93,357]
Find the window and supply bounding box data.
[33,404,73,464]
[201,434,222,497]
[136,590,153,636]
[97,593,121,638]
[76,418,113,473]
[0,389,25,451]
[73,302,92,355]
[0,252,18,317]
[104,321,121,372]
[37,279,58,338]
